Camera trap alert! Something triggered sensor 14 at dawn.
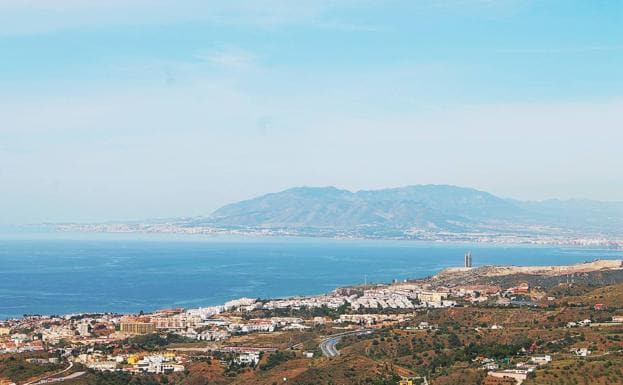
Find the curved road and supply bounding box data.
[25,362,86,385]
[320,336,341,357]
[319,329,372,358]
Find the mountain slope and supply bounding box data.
[206,185,525,230]
[209,186,367,228]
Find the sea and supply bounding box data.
[1,232,623,319]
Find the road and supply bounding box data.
[319,336,340,357]
[319,329,373,358]
[24,362,86,385]
[29,371,86,384]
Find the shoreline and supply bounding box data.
[3,258,622,322]
[1,229,622,250]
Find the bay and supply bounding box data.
[1,233,622,319]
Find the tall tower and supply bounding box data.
[464,252,472,268]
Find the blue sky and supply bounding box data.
[1,0,622,224]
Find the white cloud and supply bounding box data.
[198,47,259,71]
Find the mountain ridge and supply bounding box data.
[49,185,623,242]
[199,185,623,237]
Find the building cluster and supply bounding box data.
[233,351,261,366]
[0,330,44,354]
[486,355,552,385]
[262,293,347,310]
[229,317,307,333]
[118,311,311,345]
[349,287,417,309]
[0,282,468,357]
[566,319,593,328]
[1,314,134,355]
[56,223,623,250]
[119,309,207,335]
[216,283,460,313]
[75,351,185,373]
[345,284,459,309]
[215,346,278,368]
[337,314,412,326]
[260,288,441,311]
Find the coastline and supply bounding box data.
[3,256,622,322]
[2,235,623,319]
[2,227,623,250]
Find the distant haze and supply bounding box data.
[1,1,622,225]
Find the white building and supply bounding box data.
[530,355,551,366]
[488,369,529,385]
[235,352,260,366]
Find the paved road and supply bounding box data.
[319,329,372,358]
[25,362,73,385]
[319,336,340,357]
[25,362,86,384]
[30,371,86,384]
[58,371,86,381]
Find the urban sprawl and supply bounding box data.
[2,258,623,385]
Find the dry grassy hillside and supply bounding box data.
[559,283,623,307]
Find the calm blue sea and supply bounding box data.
[1,233,623,319]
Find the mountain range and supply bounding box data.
[181,185,623,239]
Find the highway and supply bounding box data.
[319,336,340,357]
[319,329,372,358]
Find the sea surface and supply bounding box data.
[1,232,623,319]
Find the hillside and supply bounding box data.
[559,283,623,307]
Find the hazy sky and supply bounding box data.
[1,0,622,224]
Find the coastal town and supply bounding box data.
[53,222,623,249]
[2,259,623,385]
